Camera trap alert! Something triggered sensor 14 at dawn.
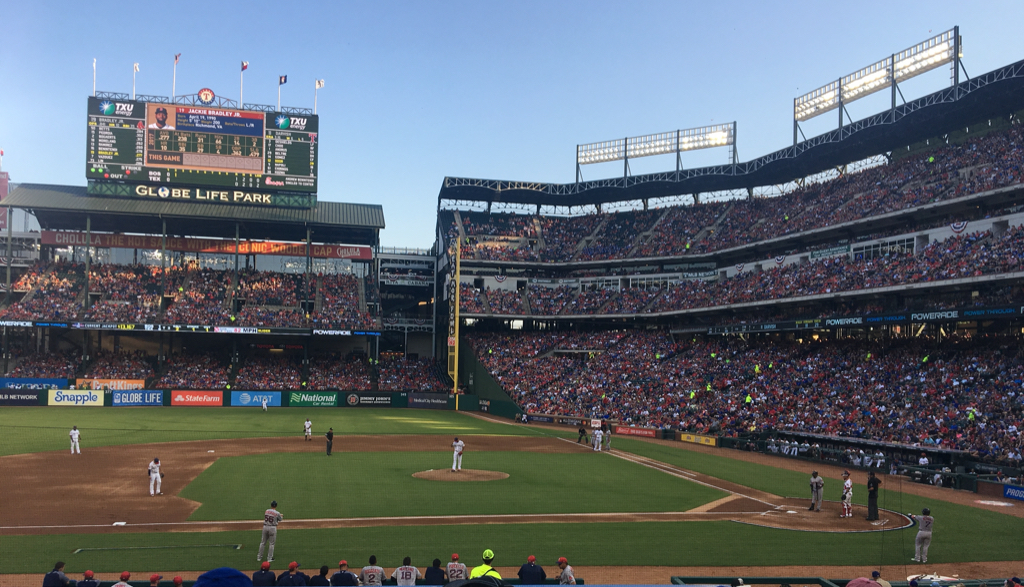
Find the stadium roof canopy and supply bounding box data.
[438,58,1024,207]
[3,184,385,246]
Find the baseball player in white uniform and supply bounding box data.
[148,457,163,496]
[910,507,934,563]
[69,426,81,454]
[452,437,465,471]
[262,397,268,412]
[304,418,312,441]
[447,554,467,581]
[841,470,853,517]
[593,429,603,451]
[392,557,423,586]
[256,500,283,563]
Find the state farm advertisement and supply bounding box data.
[42,231,372,260]
[171,390,223,406]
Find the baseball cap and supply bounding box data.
[482,549,494,560]
[83,571,94,578]
[173,578,183,586]
[340,560,348,566]
[451,553,459,561]
[151,574,164,582]
[289,561,300,570]
[261,562,270,570]
[910,581,919,587]
[527,555,536,563]
[842,470,850,476]
[121,571,132,580]
[155,107,168,114]
[558,557,568,564]
[872,572,881,578]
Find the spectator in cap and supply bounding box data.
[173,578,184,587]
[446,554,467,582]
[42,561,72,587]
[470,549,502,580]
[873,571,892,587]
[194,567,254,586]
[277,561,308,586]
[424,559,447,585]
[309,565,331,586]
[150,574,164,586]
[113,571,132,587]
[518,555,547,585]
[331,561,358,586]
[252,561,276,586]
[557,557,576,585]
[78,570,100,587]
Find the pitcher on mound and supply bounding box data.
[452,437,465,472]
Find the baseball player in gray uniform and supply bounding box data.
[809,471,824,512]
[148,457,163,496]
[256,500,283,563]
[910,507,934,563]
[69,426,81,454]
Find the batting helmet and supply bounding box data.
[271,500,278,507]
[922,507,930,515]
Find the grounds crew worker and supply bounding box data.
[470,549,502,579]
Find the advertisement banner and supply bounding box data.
[678,432,718,447]
[231,391,282,407]
[42,231,371,260]
[76,378,145,391]
[408,393,449,410]
[613,425,657,438]
[171,391,224,406]
[0,391,40,406]
[48,389,103,406]
[288,391,338,407]
[0,377,67,390]
[112,390,164,406]
[558,416,586,426]
[526,415,554,423]
[343,393,393,407]
[1004,484,1024,502]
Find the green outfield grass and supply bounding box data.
[182,451,727,520]
[1,409,1022,574]
[0,407,546,456]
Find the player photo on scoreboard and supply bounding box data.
[147,104,177,130]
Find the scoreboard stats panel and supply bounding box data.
[86,97,318,193]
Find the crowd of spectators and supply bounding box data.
[564,289,615,315]
[486,288,523,315]
[0,260,84,321]
[308,354,371,390]
[313,274,376,330]
[538,215,603,262]
[526,285,575,315]
[7,351,79,379]
[155,353,230,389]
[636,202,727,257]
[236,356,302,390]
[83,350,154,380]
[460,285,487,313]
[164,268,233,326]
[576,209,662,261]
[377,356,445,391]
[84,261,163,323]
[238,270,305,306]
[468,330,1024,463]
[238,306,307,327]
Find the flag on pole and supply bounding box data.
[174,53,181,64]
[279,75,288,85]
[315,79,325,89]
[134,63,140,72]
[241,61,249,71]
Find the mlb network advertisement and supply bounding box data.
[86,95,319,193]
[230,391,282,407]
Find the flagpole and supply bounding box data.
[277,84,281,111]
[92,59,96,96]
[172,60,177,99]
[240,70,244,106]
[132,67,136,100]
[314,79,318,115]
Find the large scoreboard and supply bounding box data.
[86,97,318,193]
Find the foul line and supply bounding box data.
[73,544,242,553]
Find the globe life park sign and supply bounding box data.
[85,181,317,209]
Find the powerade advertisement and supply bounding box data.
[48,389,103,406]
[112,390,164,406]
[1004,484,1024,502]
[0,377,66,389]
[231,391,282,407]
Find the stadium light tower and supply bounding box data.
[793,27,963,145]
[576,122,737,182]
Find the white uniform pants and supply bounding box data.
[70,440,80,454]
[915,531,932,561]
[452,452,462,470]
[150,473,162,495]
[258,525,278,560]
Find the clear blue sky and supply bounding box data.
[0,1,1019,248]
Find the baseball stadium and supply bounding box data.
[2,25,1024,587]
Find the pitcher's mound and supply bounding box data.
[413,469,509,481]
